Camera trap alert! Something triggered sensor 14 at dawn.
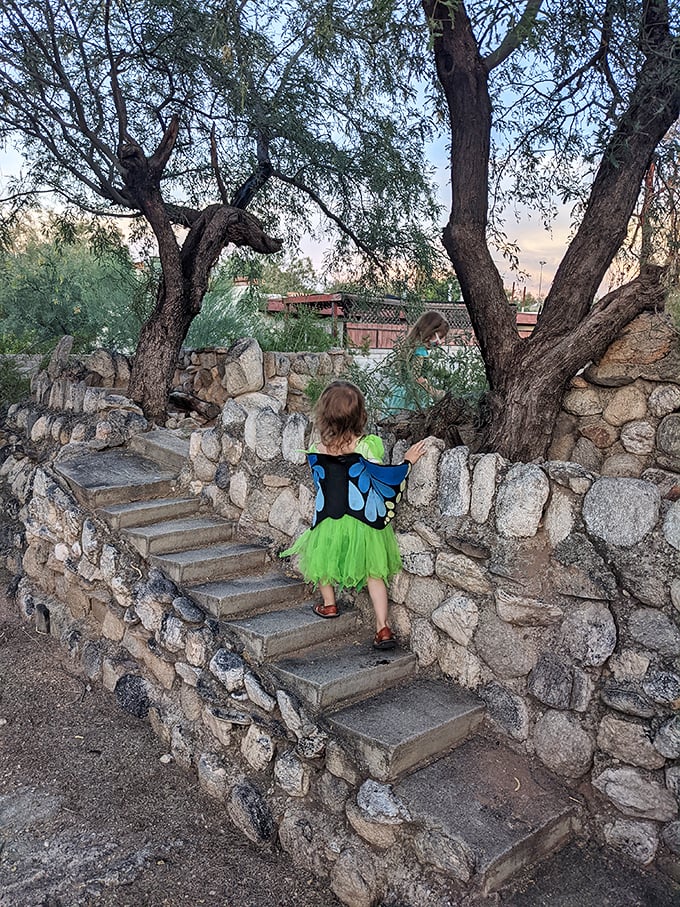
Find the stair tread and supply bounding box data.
[124,515,233,539]
[100,496,199,517]
[189,571,305,597]
[230,603,356,635]
[56,448,176,489]
[394,736,579,892]
[273,641,416,684]
[138,428,190,456]
[152,541,265,565]
[328,677,483,747]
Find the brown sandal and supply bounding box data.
[373,626,396,650]
[313,602,338,619]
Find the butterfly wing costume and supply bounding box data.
[281,435,410,591]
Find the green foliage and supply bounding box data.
[0,218,146,354]
[0,357,30,407]
[305,342,489,429]
[259,309,336,353]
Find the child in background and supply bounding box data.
[282,380,426,650]
[385,311,449,414]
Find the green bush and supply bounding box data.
[0,357,31,408]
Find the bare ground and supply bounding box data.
[0,585,339,907]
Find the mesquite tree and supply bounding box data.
[0,0,437,420]
[423,0,680,460]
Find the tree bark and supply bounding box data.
[120,137,281,423]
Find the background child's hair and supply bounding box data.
[314,380,367,448]
[406,311,449,346]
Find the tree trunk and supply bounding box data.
[423,0,680,460]
[128,280,194,423]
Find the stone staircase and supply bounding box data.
[54,429,580,897]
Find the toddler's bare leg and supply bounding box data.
[319,584,336,608]
[367,577,389,631]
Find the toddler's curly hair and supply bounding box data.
[314,380,367,451]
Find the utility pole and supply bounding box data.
[538,260,547,304]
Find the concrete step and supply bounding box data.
[55,448,178,508]
[98,496,202,531]
[188,571,308,619]
[130,429,190,471]
[229,604,360,660]
[497,839,680,907]
[326,678,485,781]
[123,515,236,557]
[150,541,267,585]
[394,737,580,894]
[269,640,417,712]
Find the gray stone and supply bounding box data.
[432,593,479,646]
[244,672,276,712]
[592,767,678,821]
[583,478,660,547]
[346,800,397,849]
[269,487,303,537]
[600,681,655,718]
[413,826,476,882]
[528,652,588,711]
[282,413,308,465]
[603,385,648,427]
[407,440,443,507]
[356,779,411,824]
[629,609,680,656]
[221,338,264,397]
[227,781,275,844]
[620,420,656,456]
[597,716,666,769]
[544,486,577,546]
[114,673,151,719]
[672,579,680,612]
[552,533,618,600]
[666,765,680,799]
[438,447,471,518]
[318,772,350,815]
[655,717,680,759]
[241,723,276,771]
[158,614,187,652]
[534,710,594,777]
[658,414,680,459]
[604,820,658,865]
[439,641,483,687]
[209,648,245,691]
[662,821,680,855]
[475,612,537,679]
[398,532,435,576]
[221,399,248,433]
[409,618,439,667]
[197,752,229,801]
[172,596,205,625]
[330,845,378,907]
[435,551,492,594]
[546,460,594,494]
[558,602,617,667]
[48,335,74,378]
[244,406,283,460]
[200,428,221,462]
[274,750,310,797]
[601,453,645,478]
[479,682,529,741]
[571,437,603,473]
[494,588,563,626]
[664,501,680,551]
[470,453,501,524]
[495,464,549,538]
[643,670,680,707]
[649,384,680,418]
[563,387,603,416]
[613,551,671,608]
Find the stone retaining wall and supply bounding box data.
[550,312,680,477]
[1,312,680,890]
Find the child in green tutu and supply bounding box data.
[282,380,426,650]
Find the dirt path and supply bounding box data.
[0,586,339,907]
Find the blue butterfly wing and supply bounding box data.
[348,480,364,513]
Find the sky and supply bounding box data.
[1,140,571,301]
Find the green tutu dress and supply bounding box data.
[281,435,404,591]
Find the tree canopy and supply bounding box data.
[0,0,440,418]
